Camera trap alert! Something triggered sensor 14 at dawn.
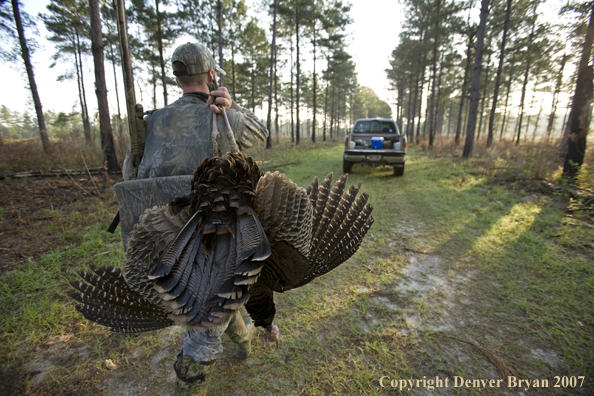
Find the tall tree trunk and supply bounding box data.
[435,54,444,135]
[274,44,279,144]
[477,48,491,141]
[295,12,301,145]
[217,0,224,86]
[323,76,328,141]
[406,63,415,138]
[462,0,490,158]
[562,107,569,138]
[290,41,294,143]
[499,62,514,140]
[487,0,512,147]
[152,62,157,109]
[456,31,474,145]
[422,83,431,138]
[447,100,454,134]
[515,14,536,145]
[546,54,567,140]
[410,70,419,142]
[525,68,541,142]
[563,2,594,178]
[463,97,470,136]
[155,0,167,106]
[114,0,142,175]
[428,0,441,149]
[266,0,278,149]
[415,65,424,144]
[231,42,237,99]
[330,83,335,139]
[109,43,123,140]
[409,39,423,142]
[76,30,93,147]
[516,62,531,145]
[312,24,317,143]
[410,29,425,142]
[89,0,119,171]
[250,59,255,113]
[11,0,50,154]
[532,101,543,141]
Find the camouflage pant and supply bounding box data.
[180,309,252,363]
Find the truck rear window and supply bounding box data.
[354,120,397,133]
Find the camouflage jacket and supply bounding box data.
[123,93,268,180]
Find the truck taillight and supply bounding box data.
[402,135,407,149]
[345,135,350,148]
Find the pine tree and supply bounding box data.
[88,0,118,171]
[236,19,269,113]
[129,0,180,107]
[1,0,51,153]
[266,0,279,149]
[486,0,512,147]
[562,1,594,178]
[462,0,490,158]
[41,0,93,147]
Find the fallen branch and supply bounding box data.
[403,247,430,254]
[258,160,300,169]
[80,149,101,197]
[32,216,53,221]
[62,168,96,197]
[566,221,594,229]
[0,169,119,180]
[447,336,521,381]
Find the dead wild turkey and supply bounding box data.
[70,152,374,335]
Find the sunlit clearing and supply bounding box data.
[472,203,541,257]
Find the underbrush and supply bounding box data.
[420,135,594,217]
[417,135,589,181]
[0,134,130,176]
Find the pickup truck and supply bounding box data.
[343,118,407,176]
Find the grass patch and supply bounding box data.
[0,222,123,359]
[1,137,592,394]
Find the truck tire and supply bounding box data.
[394,163,405,177]
[343,157,353,174]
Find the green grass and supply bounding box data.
[0,208,122,359]
[0,141,592,395]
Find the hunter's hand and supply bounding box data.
[207,87,232,114]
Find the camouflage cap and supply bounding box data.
[171,42,226,77]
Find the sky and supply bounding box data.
[0,0,404,120]
[0,0,568,122]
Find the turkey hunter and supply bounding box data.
[121,42,270,396]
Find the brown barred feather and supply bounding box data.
[310,173,333,250]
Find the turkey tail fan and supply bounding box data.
[319,189,369,263]
[143,153,270,331]
[305,176,319,207]
[309,173,349,257]
[309,172,333,251]
[149,212,201,278]
[70,265,174,333]
[124,205,192,305]
[254,172,313,256]
[294,176,374,288]
[328,216,374,270]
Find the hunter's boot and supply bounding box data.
[173,354,214,396]
[225,310,255,359]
